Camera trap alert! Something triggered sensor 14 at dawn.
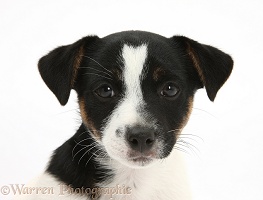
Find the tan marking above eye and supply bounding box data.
[153,67,166,81]
[112,68,123,81]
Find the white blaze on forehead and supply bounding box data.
[103,44,148,135]
[122,44,147,105]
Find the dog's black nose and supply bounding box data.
[126,126,156,152]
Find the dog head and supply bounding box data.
[38,31,233,168]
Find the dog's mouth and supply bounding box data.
[127,151,158,167]
[130,156,153,166]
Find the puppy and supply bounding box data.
[18,31,233,200]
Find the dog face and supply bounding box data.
[38,31,233,168]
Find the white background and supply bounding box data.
[0,0,263,199]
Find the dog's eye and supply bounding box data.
[95,84,115,98]
[160,82,179,98]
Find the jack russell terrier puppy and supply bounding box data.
[16,31,233,200]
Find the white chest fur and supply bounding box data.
[15,150,191,200]
[99,150,191,200]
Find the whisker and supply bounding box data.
[72,137,93,157]
[97,150,108,159]
[176,141,198,156]
[72,142,97,161]
[179,133,204,142]
[82,55,113,75]
[72,146,89,161]
[84,150,97,167]
[78,130,89,137]
[82,72,113,80]
[173,146,191,155]
[90,148,104,158]
[178,140,200,152]
[78,145,98,165]
[167,129,203,156]
[193,107,217,119]
[178,136,200,143]
[80,66,113,78]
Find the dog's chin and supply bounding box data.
[105,146,162,169]
[115,156,159,169]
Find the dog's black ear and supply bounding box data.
[38,36,99,105]
[172,36,233,101]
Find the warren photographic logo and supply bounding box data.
[1,184,132,199]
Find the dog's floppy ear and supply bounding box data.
[172,36,233,101]
[38,36,99,105]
